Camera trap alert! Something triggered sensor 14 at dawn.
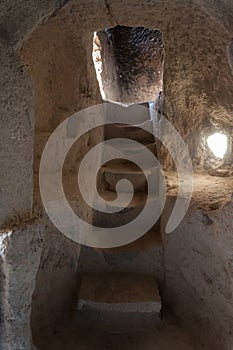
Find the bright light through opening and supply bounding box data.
[92,32,106,100]
[207,132,228,159]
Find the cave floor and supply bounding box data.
[39,321,196,350]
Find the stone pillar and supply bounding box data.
[0,223,42,350]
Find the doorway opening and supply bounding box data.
[93,25,164,105]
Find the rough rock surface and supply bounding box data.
[20,0,233,195]
[0,220,80,350]
[0,36,33,229]
[31,221,81,347]
[0,222,42,350]
[95,26,164,103]
[0,1,232,349]
[161,196,233,349]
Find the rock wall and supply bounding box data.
[0,220,81,350]
[18,0,233,175]
[161,196,233,349]
[0,222,42,350]
[30,221,81,347]
[0,0,232,349]
[0,36,33,229]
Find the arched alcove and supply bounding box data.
[20,18,166,346]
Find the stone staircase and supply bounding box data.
[68,102,164,346]
[75,273,161,334]
[93,102,162,250]
[71,102,164,340]
[35,103,196,350]
[39,273,195,350]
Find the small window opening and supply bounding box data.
[207,132,228,159]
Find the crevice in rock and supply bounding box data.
[104,0,119,26]
[227,38,233,76]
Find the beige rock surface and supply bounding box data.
[0,1,232,349]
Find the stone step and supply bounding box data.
[100,163,160,193]
[104,102,150,124]
[105,120,155,145]
[93,190,160,228]
[99,222,162,254]
[102,142,158,169]
[109,119,153,132]
[75,273,161,333]
[95,190,158,209]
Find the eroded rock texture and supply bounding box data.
[0,0,232,349]
[161,196,233,349]
[0,37,33,229]
[96,26,164,103]
[0,220,80,350]
[0,223,42,350]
